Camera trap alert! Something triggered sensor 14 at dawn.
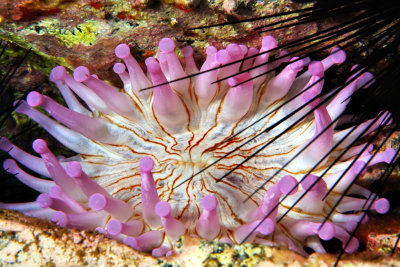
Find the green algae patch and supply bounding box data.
[0,30,68,76]
[21,18,99,48]
[199,240,274,267]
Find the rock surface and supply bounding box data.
[1,209,400,266]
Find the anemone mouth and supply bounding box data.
[0,35,396,258]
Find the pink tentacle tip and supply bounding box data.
[115,44,131,59]
[3,159,15,172]
[330,47,346,64]
[201,195,218,211]
[197,195,220,240]
[227,72,252,87]
[373,198,390,214]
[155,201,171,217]
[107,219,123,235]
[318,222,335,241]
[206,46,217,56]
[50,66,68,82]
[89,193,107,211]
[152,246,170,257]
[357,72,374,88]
[36,193,52,208]
[216,49,231,64]
[308,61,324,77]
[239,44,248,55]
[181,46,193,57]
[289,57,304,72]
[26,91,44,107]
[247,47,258,56]
[151,248,164,257]
[140,157,154,172]
[159,38,175,53]
[301,174,327,194]
[278,175,298,195]
[344,237,359,253]
[155,201,185,240]
[32,139,50,154]
[52,211,68,227]
[366,144,374,153]
[65,161,83,178]
[113,63,126,74]
[258,218,275,235]
[383,148,396,163]
[352,160,367,175]
[226,43,242,58]
[145,57,161,73]
[261,35,278,50]
[73,66,91,83]
[13,100,27,113]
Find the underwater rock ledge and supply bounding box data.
[1,209,400,266]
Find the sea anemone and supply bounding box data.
[0,36,396,257]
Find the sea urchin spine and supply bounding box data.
[0,36,396,256]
